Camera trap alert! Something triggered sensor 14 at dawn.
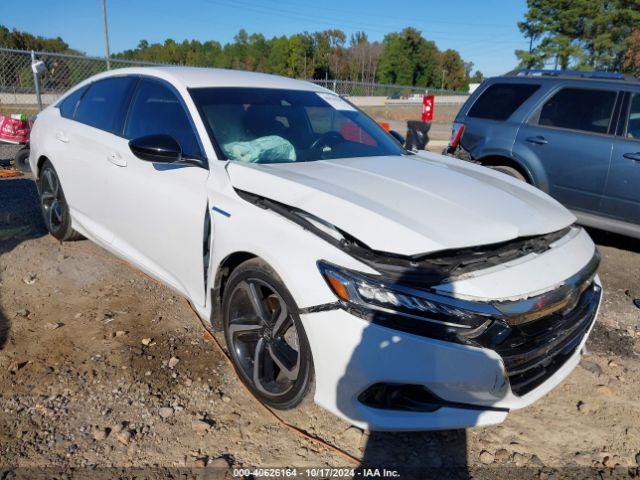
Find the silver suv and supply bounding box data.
[447,69,640,239]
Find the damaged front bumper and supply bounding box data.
[301,276,601,431]
[301,227,602,431]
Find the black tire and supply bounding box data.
[38,160,83,241]
[14,147,30,173]
[489,165,527,182]
[222,258,314,409]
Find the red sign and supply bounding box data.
[422,95,434,123]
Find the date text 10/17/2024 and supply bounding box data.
[232,468,401,478]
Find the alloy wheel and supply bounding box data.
[227,278,301,398]
[40,167,65,235]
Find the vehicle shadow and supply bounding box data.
[584,226,640,253]
[0,176,47,351]
[333,266,498,479]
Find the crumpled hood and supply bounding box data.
[226,153,576,256]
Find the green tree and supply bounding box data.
[470,70,485,83]
[1,23,472,90]
[623,28,640,75]
[0,25,77,53]
[582,0,640,70]
[438,49,469,91]
[516,0,589,69]
[267,36,290,75]
[377,27,439,87]
[516,0,640,71]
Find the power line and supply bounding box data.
[203,0,522,42]
[253,0,518,30]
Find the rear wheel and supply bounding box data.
[488,165,527,182]
[38,160,83,241]
[222,258,313,409]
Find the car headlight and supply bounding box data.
[317,260,501,334]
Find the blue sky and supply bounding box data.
[2,0,529,77]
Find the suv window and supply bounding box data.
[125,79,202,158]
[538,88,617,134]
[625,94,640,140]
[75,77,137,134]
[59,85,87,119]
[468,83,540,121]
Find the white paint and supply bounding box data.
[29,66,602,431]
[227,153,575,256]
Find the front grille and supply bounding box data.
[496,282,601,396]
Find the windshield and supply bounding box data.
[189,87,404,164]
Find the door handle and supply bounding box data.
[55,131,69,143]
[107,152,127,167]
[623,152,640,162]
[525,136,548,145]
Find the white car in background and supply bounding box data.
[29,67,602,431]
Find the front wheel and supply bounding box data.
[222,258,314,409]
[38,160,83,241]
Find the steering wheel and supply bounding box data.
[310,131,345,157]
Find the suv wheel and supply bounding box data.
[489,165,527,182]
[222,258,314,409]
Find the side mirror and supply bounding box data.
[389,130,406,146]
[129,135,182,163]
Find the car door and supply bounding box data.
[103,77,210,305]
[513,85,617,213]
[59,76,138,243]
[45,84,89,214]
[600,91,640,225]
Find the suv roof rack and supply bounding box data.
[506,68,639,82]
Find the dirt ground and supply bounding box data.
[1,169,640,479]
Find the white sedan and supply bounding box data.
[29,67,602,431]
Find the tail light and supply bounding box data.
[448,122,465,149]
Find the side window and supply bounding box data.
[74,77,137,134]
[625,94,640,140]
[468,83,540,121]
[58,85,87,119]
[125,79,202,158]
[538,88,617,134]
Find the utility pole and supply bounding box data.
[102,0,111,69]
[441,69,446,90]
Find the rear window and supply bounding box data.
[58,86,87,119]
[538,88,617,134]
[75,77,137,134]
[468,83,540,121]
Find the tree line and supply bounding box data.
[116,27,479,90]
[517,0,640,72]
[1,25,482,91]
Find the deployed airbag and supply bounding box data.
[222,135,296,163]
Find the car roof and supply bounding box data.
[493,72,640,88]
[79,65,331,92]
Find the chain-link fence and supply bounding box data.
[0,47,467,114]
[0,47,170,112]
[310,79,464,98]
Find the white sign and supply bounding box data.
[316,92,356,111]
